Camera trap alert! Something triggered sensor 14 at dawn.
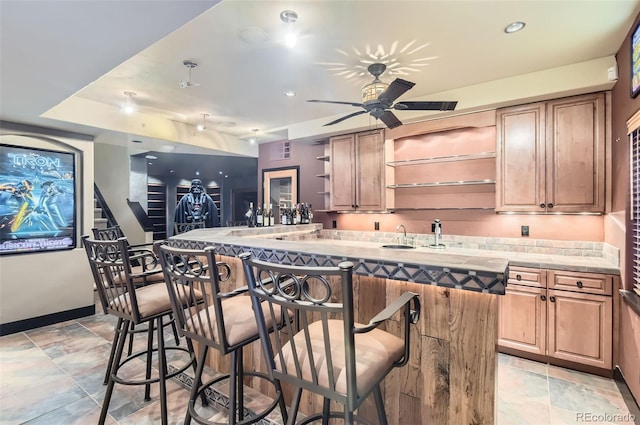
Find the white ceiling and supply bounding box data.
[2,0,639,158]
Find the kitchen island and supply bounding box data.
[170,224,509,425]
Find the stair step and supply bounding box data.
[94,218,108,230]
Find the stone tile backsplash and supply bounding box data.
[317,229,620,266]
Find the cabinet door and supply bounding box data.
[545,93,605,213]
[355,130,385,210]
[547,289,612,369]
[329,134,356,211]
[496,103,546,212]
[498,284,547,355]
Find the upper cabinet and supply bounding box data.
[329,130,385,211]
[496,92,606,213]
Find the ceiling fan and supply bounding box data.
[179,59,200,88]
[308,63,457,129]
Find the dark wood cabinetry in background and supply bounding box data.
[147,183,167,241]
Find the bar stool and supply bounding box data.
[174,221,205,235]
[240,252,421,425]
[83,236,198,425]
[91,226,180,381]
[158,244,289,425]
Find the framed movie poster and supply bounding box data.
[0,144,77,255]
[632,21,640,98]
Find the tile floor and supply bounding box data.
[0,300,638,425]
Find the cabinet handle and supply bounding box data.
[547,203,554,208]
[539,203,546,208]
[351,204,356,208]
[540,295,546,301]
[516,274,522,281]
[576,281,583,288]
[549,296,556,302]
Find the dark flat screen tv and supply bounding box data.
[0,144,76,255]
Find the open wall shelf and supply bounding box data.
[387,151,496,167]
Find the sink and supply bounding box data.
[380,244,416,249]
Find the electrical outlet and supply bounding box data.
[521,225,529,237]
[332,220,337,229]
[374,221,380,231]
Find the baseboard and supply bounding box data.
[0,305,95,336]
[614,366,640,421]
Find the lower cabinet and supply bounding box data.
[498,266,614,371]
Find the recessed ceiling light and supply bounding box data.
[148,162,153,165]
[284,90,296,97]
[131,140,143,144]
[145,154,158,160]
[504,21,525,34]
[170,170,175,173]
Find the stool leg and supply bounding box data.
[229,350,238,425]
[286,388,303,425]
[144,319,154,401]
[99,318,130,425]
[157,316,169,425]
[169,313,180,346]
[185,345,209,425]
[237,348,244,422]
[322,398,330,425]
[184,338,208,407]
[274,379,289,424]
[127,321,135,356]
[373,384,388,425]
[103,317,124,385]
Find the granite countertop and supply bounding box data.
[172,224,620,276]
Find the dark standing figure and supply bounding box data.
[174,178,219,228]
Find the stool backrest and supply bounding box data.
[92,225,125,241]
[82,235,141,321]
[157,244,237,352]
[240,252,360,406]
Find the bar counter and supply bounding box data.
[170,225,505,425]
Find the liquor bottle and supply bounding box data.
[281,208,288,225]
[256,204,263,227]
[246,202,255,227]
[268,203,275,226]
[308,203,313,223]
[294,204,301,225]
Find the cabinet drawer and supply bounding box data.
[548,270,612,296]
[508,267,546,288]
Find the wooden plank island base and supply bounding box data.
[198,254,498,425]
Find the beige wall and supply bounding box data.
[610,12,640,404]
[93,135,149,245]
[0,133,94,325]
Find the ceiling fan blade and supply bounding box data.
[394,101,458,111]
[378,78,415,103]
[308,99,363,107]
[379,111,403,129]
[323,110,367,126]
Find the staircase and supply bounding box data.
[94,198,108,230]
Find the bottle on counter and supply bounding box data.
[294,204,301,225]
[246,201,256,228]
[256,204,263,227]
[281,207,288,225]
[268,203,275,226]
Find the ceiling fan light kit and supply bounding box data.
[308,62,457,129]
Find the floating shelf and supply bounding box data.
[387,179,496,189]
[386,152,496,167]
[316,155,330,161]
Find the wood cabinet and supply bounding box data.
[496,92,605,213]
[498,266,614,371]
[329,130,385,211]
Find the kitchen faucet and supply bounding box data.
[428,218,445,249]
[396,224,407,245]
